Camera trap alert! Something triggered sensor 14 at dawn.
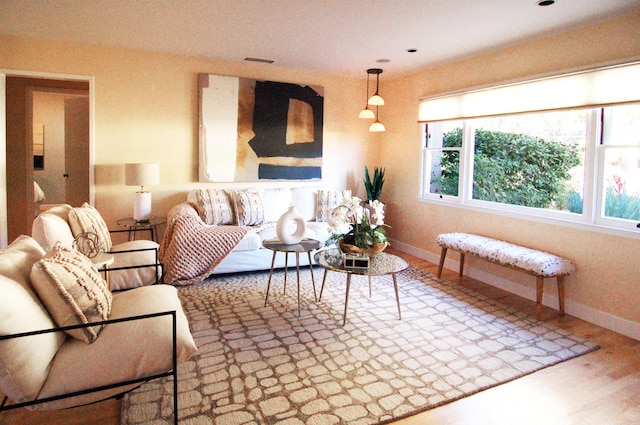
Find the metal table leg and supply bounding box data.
[264,250,277,307]
[343,274,352,326]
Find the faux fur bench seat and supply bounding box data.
[436,232,575,320]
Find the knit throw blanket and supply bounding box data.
[160,203,254,285]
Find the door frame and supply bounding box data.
[0,69,94,247]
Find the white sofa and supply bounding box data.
[161,186,351,284]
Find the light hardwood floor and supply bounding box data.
[2,249,639,425]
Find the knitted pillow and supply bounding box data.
[316,189,352,222]
[231,190,265,226]
[30,243,112,343]
[68,203,112,254]
[194,189,235,225]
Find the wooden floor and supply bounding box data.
[2,249,639,425]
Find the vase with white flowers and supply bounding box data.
[325,195,389,257]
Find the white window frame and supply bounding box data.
[419,107,640,239]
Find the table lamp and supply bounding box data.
[125,163,160,222]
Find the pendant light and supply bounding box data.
[369,106,386,132]
[359,71,375,119]
[367,68,384,106]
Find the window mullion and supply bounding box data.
[459,121,475,202]
[582,109,600,224]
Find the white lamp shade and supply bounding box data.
[369,121,386,132]
[125,163,160,188]
[368,94,385,106]
[359,107,375,119]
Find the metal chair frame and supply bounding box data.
[0,310,178,425]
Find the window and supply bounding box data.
[419,63,640,236]
[600,104,640,224]
[421,104,640,233]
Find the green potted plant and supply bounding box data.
[364,166,385,201]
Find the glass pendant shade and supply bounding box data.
[369,120,386,132]
[368,94,385,106]
[367,68,384,105]
[359,106,375,119]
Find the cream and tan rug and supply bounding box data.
[121,266,598,425]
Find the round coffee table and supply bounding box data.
[314,248,409,325]
[263,238,323,316]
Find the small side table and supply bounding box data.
[263,238,322,316]
[92,252,115,290]
[116,216,166,242]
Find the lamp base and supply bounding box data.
[133,192,152,221]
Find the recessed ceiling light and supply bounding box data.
[244,57,275,64]
[536,0,555,6]
[376,59,390,63]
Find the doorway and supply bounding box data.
[3,74,93,245]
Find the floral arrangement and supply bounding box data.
[325,196,389,250]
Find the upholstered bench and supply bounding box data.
[436,232,575,320]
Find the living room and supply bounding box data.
[1,1,639,424]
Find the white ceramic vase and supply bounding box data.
[276,206,307,244]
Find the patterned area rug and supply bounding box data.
[121,266,598,425]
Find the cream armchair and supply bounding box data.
[0,235,196,424]
[31,203,161,290]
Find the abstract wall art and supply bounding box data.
[198,73,324,182]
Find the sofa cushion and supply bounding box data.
[30,243,112,343]
[258,188,293,223]
[316,189,352,222]
[34,285,197,410]
[231,231,263,252]
[193,188,235,225]
[31,204,75,250]
[306,221,332,244]
[109,240,162,290]
[231,190,265,226]
[68,203,112,253]
[257,225,317,243]
[0,235,66,405]
[292,187,320,221]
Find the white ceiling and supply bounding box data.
[1,0,639,78]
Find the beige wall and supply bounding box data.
[1,34,379,234]
[2,12,639,337]
[381,12,640,334]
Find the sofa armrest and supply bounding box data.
[0,311,179,423]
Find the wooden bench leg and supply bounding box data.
[536,276,544,320]
[557,275,565,317]
[437,247,447,278]
[459,253,465,277]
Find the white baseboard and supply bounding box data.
[390,239,640,342]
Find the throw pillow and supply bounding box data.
[258,188,293,223]
[0,235,66,404]
[194,188,235,225]
[68,203,112,254]
[230,190,265,226]
[316,189,352,222]
[30,242,112,344]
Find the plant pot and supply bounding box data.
[339,240,388,258]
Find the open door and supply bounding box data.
[64,95,90,208]
[3,74,92,245]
